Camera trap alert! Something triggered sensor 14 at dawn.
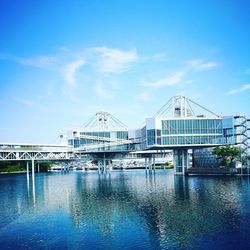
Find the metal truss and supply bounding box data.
[81,111,128,131]
[0,143,85,161]
[155,95,220,118]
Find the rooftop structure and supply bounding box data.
[129,96,224,151]
[67,111,133,153]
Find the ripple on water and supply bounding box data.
[1,171,250,249]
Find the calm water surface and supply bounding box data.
[1,170,250,249]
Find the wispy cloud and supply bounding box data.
[143,58,218,88]
[187,59,218,71]
[61,88,81,102]
[95,80,113,99]
[15,55,58,69]
[60,59,85,102]
[151,53,168,61]
[144,70,187,88]
[63,59,85,87]
[13,97,33,106]
[136,91,151,101]
[89,46,139,73]
[5,46,141,102]
[227,84,250,95]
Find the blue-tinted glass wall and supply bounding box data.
[160,118,223,146]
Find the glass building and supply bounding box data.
[68,130,131,152]
[67,97,250,174]
[67,111,133,153]
[146,117,223,148]
[128,96,250,174]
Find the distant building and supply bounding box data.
[67,111,132,152]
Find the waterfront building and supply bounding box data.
[66,96,250,174]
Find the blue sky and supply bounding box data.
[0,0,249,143]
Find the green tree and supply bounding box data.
[212,146,241,167]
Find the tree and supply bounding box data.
[212,146,241,167]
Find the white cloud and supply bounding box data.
[151,53,168,61]
[143,58,218,89]
[13,97,33,106]
[63,59,85,87]
[144,70,187,88]
[137,91,151,101]
[15,55,58,68]
[227,84,250,95]
[95,80,113,99]
[61,88,81,102]
[187,59,218,71]
[89,46,139,73]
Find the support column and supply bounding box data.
[31,159,36,204]
[98,161,101,174]
[26,161,30,189]
[103,153,106,173]
[148,157,152,172]
[173,148,188,175]
[37,162,40,173]
[107,160,112,172]
[26,161,29,179]
[153,154,156,171]
[145,158,148,172]
[32,159,35,182]
[110,160,113,173]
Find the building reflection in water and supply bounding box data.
[67,171,242,249]
[0,171,245,249]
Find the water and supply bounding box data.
[1,170,250,250]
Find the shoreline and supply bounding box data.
[0,171,27,175]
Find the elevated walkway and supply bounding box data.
[0,143,78,161]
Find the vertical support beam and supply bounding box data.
[108,160,112,173]
[147,156,152,172]
[153,154,156,171]
[98,161,101,174]
[26,161,29,190]
[32,159,35,183]
[103,153,106,173]
[37,162,40,173]
[31,159,36,204]
[182,150,185,175]
[26,161,29,179]
[174,148,188,175]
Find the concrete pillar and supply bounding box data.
[174,149,188,175]
[153,155,156,171]
[103,153,106,173]
[148,157,152,171]
[26,161,29,190]
[32,159,35,182]
[109,160,112,173]
[26,161,29,178]
[31,159,35,204]
[98,161,101,174]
